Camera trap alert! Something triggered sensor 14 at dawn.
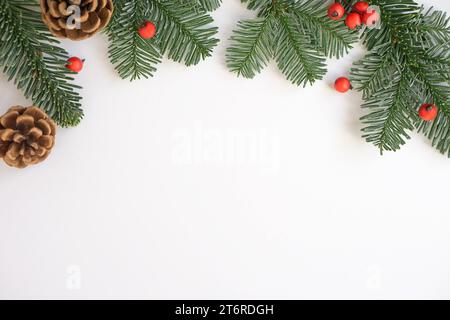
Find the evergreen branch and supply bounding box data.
[360,61,415,153]
[350,45,396,99]
[275,12,326,86]
[107,0,218,79]
[0,0,83,127]
[241,0,273,11]
[353,1,450,156]
[226,14,277,78]
[415,8,450,46]
[362,0,421,50]
[227,0,357,85]
[412,54,450,156]
[292,0,358,59]
[148,0,219,66]
[196,0,222,12]
[179,0,222,12]
[107,0,162,81]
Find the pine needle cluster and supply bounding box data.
[226,0,359,86]
[350,0,450,156]
[0,0,83,127]
[107,0,220,81]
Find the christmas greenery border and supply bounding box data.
[0,0,83,127]
[226,0,359,86]
[0,0,449,160]
[106,0,221,81]
[350,0,450,156]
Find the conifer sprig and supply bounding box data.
[0,0,83,127]
[196,0,222,12]
[107,0,162,81]
[351,0,450,156]
[226,0,358,87]
[107,0,219,81]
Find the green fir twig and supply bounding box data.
[0,0,83,127]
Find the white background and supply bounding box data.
[1,0,449,300]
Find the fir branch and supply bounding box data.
[275,12,326,86]
[0,0,83,127]
[107,0,162,81]
[226,13,277,78]
[227,0,358,85]
[292,0,358,59]
[351,45,396,99]
[352,1,450,156]
[177,0,222,12]
[362,0,422,51]
[196,0,222,12]
[412,51,450,156]
[360,60,416,153]
[148,0,219,66]
[414,8,450,46]
[241,0,273,11]
[107,0,218,80]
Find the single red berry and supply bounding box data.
[419,103,438,121]
[353,1,370,14]
[66,57,84,73]
[327,3,345,21]
[138,21,157,39]
[334,77,352,93]
[362,9,381,26]
[345,12,362,30]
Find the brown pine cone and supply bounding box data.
[0,106,57,169]
[40,0,114,41]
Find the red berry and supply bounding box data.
[138,21,157,39]
[353,1,370,14]
[362,9,380,26]
[66,57,84,73]
[334,77,352,93]
[345,12,362,30]
[419,104,438,121]
[327,3,345,21]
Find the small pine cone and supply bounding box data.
[40,0,114,41]
[0,106,57,169]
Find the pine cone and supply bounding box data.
[0,106,57,169]
[40,0,114,41]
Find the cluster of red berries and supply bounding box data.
[65,21,157,74]
[328,1,380,30]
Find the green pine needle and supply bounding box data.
[107,0,219,81]
[242,0,273,11]
[149,0,219,66]
[275,13,327,86]
[107,0,162,81]
[358,49,416,153]
[227,0,358,86]
[196,0,222,12]
[0,0,83,127]
[351,0,450,156]
[292,0,358,59]
[227,15,277,78]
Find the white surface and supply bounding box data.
[1,0,449,300]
